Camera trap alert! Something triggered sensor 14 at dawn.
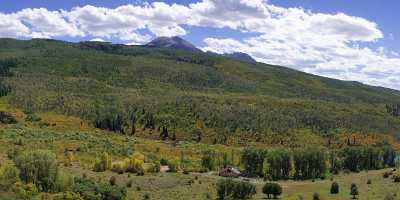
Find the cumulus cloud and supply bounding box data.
[0,0,399,90]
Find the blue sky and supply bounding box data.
[1,0,400,90]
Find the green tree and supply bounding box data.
[350,183,359,199]
[263,182,282,199]
[14,150,59,192]
[242,148,265,177]
[312,192,320,200]
[216,179,256,199]
[201,150,215,172]
[330,182,339,194]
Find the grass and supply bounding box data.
[62,164,399,200]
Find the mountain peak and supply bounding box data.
[222,52,256,63]
[145,36,201,52]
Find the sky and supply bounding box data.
[1,0,400,90]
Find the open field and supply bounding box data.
[63,167,400,200]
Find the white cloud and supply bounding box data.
[0,0,399,90]
[90,38,106,42]
[0,13,30,37]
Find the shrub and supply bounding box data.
[350,183,358,199]
[124,155,144,174]
[64,152,74,167]
[109,176,117,186]
[97,183,127,200]
[393,174,400,182]
[0,111,17,124]
[201,150,215,172]
[14,150,59,192]
[126,179,133,188]
[145,162,160,173]
[167,160,180,173]
[313,192,320,200]
[384,194,395,200]
[12,182,39,200]
[93,152,112,172]
[72,177,126,200]
[72,177,101,200]
[160,158,169,165]
[330,182,339,194]
[0,164,20,190]
[112,162,125,174]
[367,179,372,184]
[53,191,84,200]
[232,181,257,199]
[263,182,282,199]
[54,171,74,192]
[216,179,256,200]
[383,171,392,178]
[136,168,145,176]
[25,114,41,122]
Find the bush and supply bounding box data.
[383,171,392,178]
[54,171,74,192]
[64,152,74,167]
[160,158,168,165]
[72,177,126,200]
[262,182,282,199]
[14,150,59,192]
[167,160,180,173]
[112,162,125,174]
[93,152,112,172]
[384,194,395,200]
[126,179,133,188]
[393,174,400,182]
[97,183,127,200]
[330,182,339,194]
[12,182,39,200]
[53,191,84,200]
[201,150,215,172]
[0,111,17,124]
[216,179,256,200]
[72,177,101,199]
[136,168,145,176]
[109,176,117,186]
[25,113,41,122]
[145,162,160,173]
[367,179,372,184]
[350,183,358,199]
[313,192,320,200]
[0,164,20,190]
[124,154,144,173]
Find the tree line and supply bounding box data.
[240,145,397,180]
[0,58,17,97]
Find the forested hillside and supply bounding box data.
[0,38,400,147]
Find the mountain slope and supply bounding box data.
[0,38,399,145]
[145,36,201,52]
[222,52,256,63]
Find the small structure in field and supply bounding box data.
[219,166,241,178]
[160,165,170,173]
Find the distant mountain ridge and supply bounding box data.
[145,36,201,52]
[222,52,256,63]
